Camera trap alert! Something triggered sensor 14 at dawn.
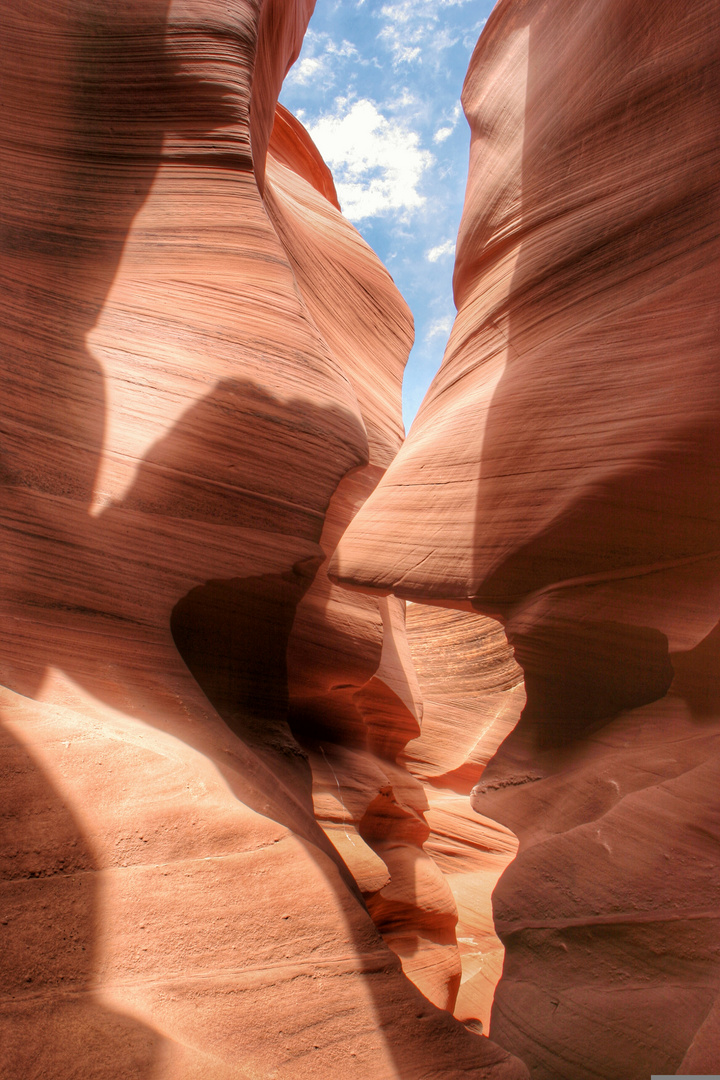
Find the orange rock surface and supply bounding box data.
[5,0,717,1075]
[402,604,523,1033]
[265,100,468,1014]
[472,643,720,1079]
[333,0,720,637]
[333,0,720,1077]
[0,2,529,1078]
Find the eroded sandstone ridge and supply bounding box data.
[4,0,719,1077]
[0,1,528,1078]
[334,1,720,1078]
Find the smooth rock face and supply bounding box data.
[473,623,720,1078]
[0,3,529,1078]
[332,0,720,634]
[5,0,717,1076]
[333,0,720,1077]
[403,604,523,1033]
[403,605,524,793]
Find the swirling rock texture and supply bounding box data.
[266,104,467,1016]
[402,604,524,1032]
[0,2,530,1079]
[333,0,720,1078]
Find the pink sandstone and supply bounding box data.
[332,1,720,1077]
[0,1,528,1078]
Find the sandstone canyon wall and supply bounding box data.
[334,1,720,1078]
[3,0,719,1078]
[0,2,528,1078]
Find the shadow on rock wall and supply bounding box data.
[0,6,528,1077]
[468,2,720,1078]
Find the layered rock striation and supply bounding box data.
[0,2,527,1078]
[402,604,523,1032]
[4,0,718,1077]
[333,0,720,1077]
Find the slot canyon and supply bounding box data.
[0,0,718,1078]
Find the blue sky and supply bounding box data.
[280,0,494,429]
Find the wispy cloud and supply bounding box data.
[463,17,488,50]
[433,103,461,143]
[308,98,433,221]
[377,1,428,67]
[377,0,474,67]
[285,31,361,89]
[427,315,453,339]
[290,56,324,85]
[426,239,455,262]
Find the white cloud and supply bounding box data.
[377,0,474,67]
[377,1,429,66]
[433,103,462,143]
[307,98,433,221]
[290,56,324,85]
[463,17,488,50]
[285,32,361,88]
[396,88,419,109]
[427,315,453,339]
[434,27,460,51]
[383,86,426,127]
[426,239,455,262]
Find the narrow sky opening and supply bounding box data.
[280,0,493,430]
